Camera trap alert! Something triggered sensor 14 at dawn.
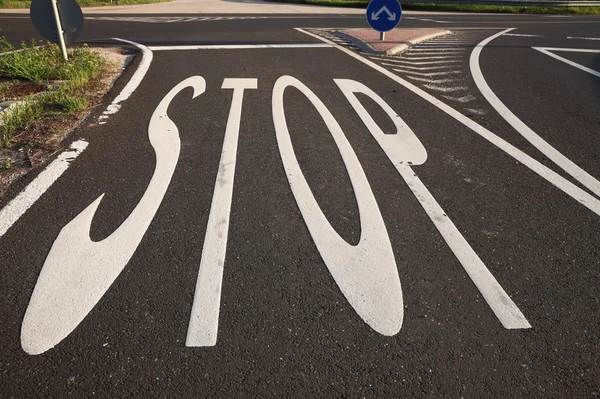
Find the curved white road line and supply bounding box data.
[98,38,154,122]
[21,77,206,355]
[470,29,600,198]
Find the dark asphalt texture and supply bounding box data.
[1,11,600,398]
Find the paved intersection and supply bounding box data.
[0,11,599,398]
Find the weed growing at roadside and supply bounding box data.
[0,37,106,147]
[0,38,105,84]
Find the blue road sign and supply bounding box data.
[366,0,402,33]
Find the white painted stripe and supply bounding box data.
[532,47,600,78]
[186,79,257,347]
[441,94,476,103]
[393,59,463,65]
[98,38,153,124]
[422,84,468,92]
[532,47,600,53]
[297,27,600,327]
[402,55,464,61]
[405,76,460,84]
[503,33,543,37]
[0,141,88,238]
[472,31,600,197]
[148,44,333,51]
[567,36,600,41]
[393,69,462,77]
[406,52,465,56]
[381,63,456,71]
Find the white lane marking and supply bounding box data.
[442,94,476,103]
[402,55,464,61]
[393,59,463,66]
[381,63,456,71]
[410,48,465,52]
[472,30,600,197]
[0,141,88,238]
[407,51,465,56]
[98,38,153,124]
[295,28,600,217]
[465,108,486,116]
[0,38,152,238]
[422,84,468,92]
[335,79,530,330]
[393,69,462,76]
[186,78,257,348]
[532,47,600,78]
[503,33,543,37]
[20,77,206,355]
[148,44,333,51]
[532,47,600,53]
[567,36,600,41]
[273,76,404,336]
[406,76,460,84]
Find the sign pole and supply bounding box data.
[50,0,68,62]
[380,32,385,41]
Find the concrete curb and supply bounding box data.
[335,29,452,55]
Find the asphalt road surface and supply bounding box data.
[1,11,600,398]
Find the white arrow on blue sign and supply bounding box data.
[366,0,402,32]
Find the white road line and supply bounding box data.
[0,141,88,238]
[99,38,153,124]
[472,30,600,197]
[148,44,333,51]
[567,36,600,41]
[298,27,600,326]
[393,69,462,76]
[402,55,464,61]
[186,79,257,347]
[441,94,476,103]
[422,84,468,92]
[0,38,152,239]
[503,33,543,37]
[533,46,600,54]
[395,59,463,65]
[381,63,456,71]
[406,76,460,84]
[532,47,600,77]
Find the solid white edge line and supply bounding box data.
[294,28,532,330]
[567,37,600,41]
[503,33,543,37]
[471,30,600,198]
[148,44,333,51]
[0,141,88,238]
[533,46,600,53]
[0,38,153,239]
[532,47,600,78]
[111,38,153,104]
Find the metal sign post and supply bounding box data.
[50,0,69,61]
[30,0,84,62]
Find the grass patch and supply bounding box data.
[0,0,171,8]
[265,0,600,14]
[0,37,106,147]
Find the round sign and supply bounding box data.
[30,0,84,45]
[366,0,402,33]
